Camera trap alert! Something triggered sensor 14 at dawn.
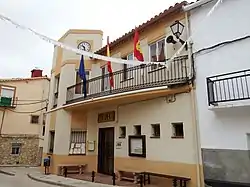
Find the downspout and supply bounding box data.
[184,11,203,187]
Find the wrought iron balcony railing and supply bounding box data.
[66,55,190,104]
[207,69,250,106]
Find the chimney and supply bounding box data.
[31,68,43,78]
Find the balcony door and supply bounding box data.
[101,65,110,92]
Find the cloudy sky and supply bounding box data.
[0,0,191,78]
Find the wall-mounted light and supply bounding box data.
[166,20,187,50]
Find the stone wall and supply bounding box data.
[202,148,250,186]
[0,134,41,166]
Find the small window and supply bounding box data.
[31,115,39,124]
[119,126,126,138]
[11,143,21,155]
[151,124,160,138]
[133,125,141,135]
[69,131,86,155]
[172,122,184,138]
[42,125,45,136]
[49,131,55,153]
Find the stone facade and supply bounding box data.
[202,148,250,185]
[0,134,41,166]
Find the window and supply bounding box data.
[123,53,134,80]
[42,113,46,136]
[53,92,58,108]
[247,133,250,151]
[149,38,166,70]
[42,125,45,136]
[75,70,90,94]
[0,86,15,107]
[11,143,21,155]
[172,122,184,138]
[54,75,60,93]
[151,124,160,138]
[49,131,55,153]
[69,131,86,155]
[30,115,39,124]
[119,126,126,138]
[133,125,141,135]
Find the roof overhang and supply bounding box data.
[95,1,188,55]
[183,0,214,12]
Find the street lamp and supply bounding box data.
[166,20,187,50]
[170,20,185,39]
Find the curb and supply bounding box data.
[0,169,15,176]
[27,173,121,187]
[27,173,75,187]
[0,165,39,167]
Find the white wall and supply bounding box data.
[87,93,197,164]
[190,0,250,150]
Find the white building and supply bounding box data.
[184,0,250,186]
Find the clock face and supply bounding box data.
[78,41,91,52]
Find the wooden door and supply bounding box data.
[97,127,114,175]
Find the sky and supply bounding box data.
[0,0,191,78]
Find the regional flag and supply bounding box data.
[133,29,144,61]
[107,36,114,87]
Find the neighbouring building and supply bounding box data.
[43,2,204,187]
[184,0,250,186]
[0,69,50,166]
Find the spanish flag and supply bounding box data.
[107,36,114,88]
[133,29,144,61]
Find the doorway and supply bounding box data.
[98,127,114,175]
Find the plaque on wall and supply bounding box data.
[98,111,115,123]
[116,141,122,149]
[128,135,146,158]
[87,141,95,151]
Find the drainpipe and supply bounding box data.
[0,108,6,135]
[184,11,203,187]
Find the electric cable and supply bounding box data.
[6,107,47,114]
[0,0,223,67]
[13,99,47,102]
[14,100,47,106]
[193,35,250,56]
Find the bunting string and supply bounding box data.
[0,0,222,67]
[168,0,223,64]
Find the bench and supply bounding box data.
[116,170,143,184]
[58,164,87,176]
[143,172,191,187]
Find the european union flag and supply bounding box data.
[79,55,87,98]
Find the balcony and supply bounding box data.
[0,96,16,108]
[207,69,250,106]
[66,55,190,104]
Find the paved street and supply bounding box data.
[0,167,56,187]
